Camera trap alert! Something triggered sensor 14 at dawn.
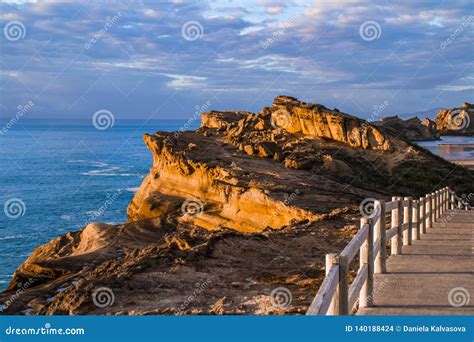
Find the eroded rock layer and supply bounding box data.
[435,102,474,135]
[376,116,440,141]
[2,96,473,315]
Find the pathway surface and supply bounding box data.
[358,210,474,315]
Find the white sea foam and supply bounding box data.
[80,165,138,177]
[0,235,24,241]
[68,160,108,167]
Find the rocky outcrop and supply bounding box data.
[202,96,390,151]
[269,96,390,150]
[2,96,473,316]
[376,116,440,141]
[422,118,437,132]
[201,110,251,130]
[434,102,474,135]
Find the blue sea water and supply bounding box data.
[415,136,474,160]
[0,119,197,290]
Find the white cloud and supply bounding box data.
[144,9,159,19]
[161,73,207,89]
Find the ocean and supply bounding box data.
[415,136,474,161]
[0,119,198,290]
[0,122,472,290]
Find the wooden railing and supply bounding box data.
[306,186,471,315]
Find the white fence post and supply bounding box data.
[430,192,436,224]
[413,199,420,240]
[359,218,373,308]
[403,197,412,246]
[374,200,386,274]
[391,197,403,255]
[326,253,339,315]
[420,197,426,234]
[425,194,432,229]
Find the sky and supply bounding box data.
[0,0,473,121]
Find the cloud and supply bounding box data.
[0,0,472,119]
[161,73,207,89]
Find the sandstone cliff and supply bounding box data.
[434,102,474,135]
[376,116,440,141]
[2,96,473,315]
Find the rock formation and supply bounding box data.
[434,102,474,135]
[1,96,473,315]
[376,116,440,141]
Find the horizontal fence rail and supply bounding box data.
[306,187,472,316]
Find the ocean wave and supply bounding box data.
[80,172,140,177]
[124,187,140,192]
[68,160,108,167]
[85,210,102,217]
[80,165,139,177]
[0,235,24,241]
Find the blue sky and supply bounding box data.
[0,0,473,120]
